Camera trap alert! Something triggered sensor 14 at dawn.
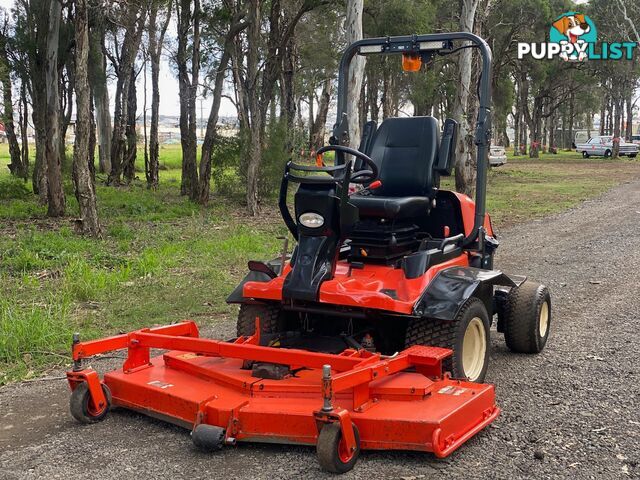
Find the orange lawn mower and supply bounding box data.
[67,33,551,474]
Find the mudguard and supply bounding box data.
[226,258,283,304]
[413,267,525,320]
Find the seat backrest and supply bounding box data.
[368,116,440,197]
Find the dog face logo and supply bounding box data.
[550,12,597,61]
[553,14,590,43]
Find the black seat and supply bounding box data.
[350,116,440,219]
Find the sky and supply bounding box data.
[0,0,237,119]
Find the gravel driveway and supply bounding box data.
[1,180,639,480]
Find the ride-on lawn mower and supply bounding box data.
[67,33,551,474]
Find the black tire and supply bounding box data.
[316,422,360,474]
[191,424,225,452]
[628,154,637,158]
[405,297,490,383]
[236,303,283,337]
[604,149,612,158]
[504,281,551,353]
[69,382,112,424]
[582,151,589,158]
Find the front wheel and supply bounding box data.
[316,422,361,474]
[628,154,637,158]
[405,298,490,382]
[236,303,283,337]
[69,382,112,424]
[504,281,551,353]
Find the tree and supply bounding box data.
[197,1,248,204]
[147,0,172,189]
[236,0,327,215]
[452,0,479,196]
[89,14,112,174]
[107,2,146,185]
[72,0,100,235]
[345,0,365,150]
[175,0,201,199]
[44,0,65,217]
[0,16,26,179]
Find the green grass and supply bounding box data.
[1,143,639,383]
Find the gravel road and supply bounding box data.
[1,180,639,480]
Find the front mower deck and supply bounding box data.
[67,321,499,471]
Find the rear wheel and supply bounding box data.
[604,149,612,158]
[582,151,589,158]
[628,154,637,158]
[236,303,283,337]
[405,298,490,382]
[504,281,551,353]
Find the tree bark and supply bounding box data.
[108,3,145,185]
[310,77,332,151]
[345,0,365,149]
[176,0,200,199]
[19,82,30,177]
[452,0,479,195]
[1,61,25,179]
[45,0,65,217]
[123,66,138,182]
[73,0,100,236]
[89,27,112,174]
[147,1,172,189]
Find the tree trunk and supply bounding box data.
[612,96,622,159]
[176,0,200,200]
[1,63,25,179]
[108,3,145,185]
[452,0,479,195]
[73,0,100,236]
[281,36,296,155]
[123,67,137,183]
[19,81,30,177]
[90,27,112,174]
[345,0,365,149]
[147,1,172,189]
[568,92,574,149]
[625,91,633,141]
[45,0,65,217]
[198,47,232,205]
[245,0,262,215]
[310,77,332,152]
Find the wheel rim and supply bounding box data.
[539,301,549,338]
[337,435,355,464]
[462,317,487,381]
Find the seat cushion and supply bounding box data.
[367,116,439,197]
[350,195,431,220]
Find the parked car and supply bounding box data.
[489,145,507,166]
[575,136,638,158]
[630,134,640,145]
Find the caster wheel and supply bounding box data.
[191,424,225,452]
[69,382,112,424]
[316,422,360,474]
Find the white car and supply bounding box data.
[630,134,640,145]
[575,136,638,158]
[489,145,507,166]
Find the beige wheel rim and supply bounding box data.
[539,301,549,338]
[462,317,487,381]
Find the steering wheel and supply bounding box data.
[316,145,379,184]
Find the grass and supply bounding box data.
[1,143,639,384]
